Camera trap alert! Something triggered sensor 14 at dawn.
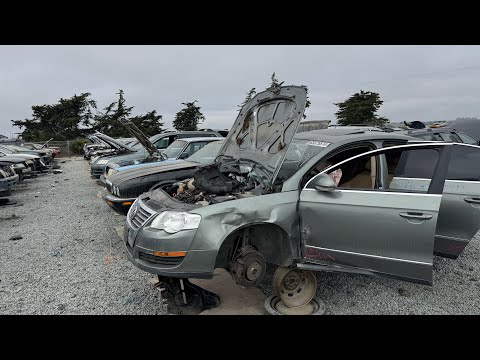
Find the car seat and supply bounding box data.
[340,157,376,189]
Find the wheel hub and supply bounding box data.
[230,246,266,288]
[246,261,262,281]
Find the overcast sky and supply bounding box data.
[1,45,480,137]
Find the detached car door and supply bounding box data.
[299,144,451,285]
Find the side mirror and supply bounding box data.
[178,152,189,159]
[312,173,337,192]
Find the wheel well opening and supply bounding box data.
[214,224,293,270]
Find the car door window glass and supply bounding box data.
[438,132,461,142]
[456,132,479,145]
[182,142,209,158]
[154,137,170,149]
[386,148,440,193]
[317,147,441,194]
[447,145,480,181]
[302,146,373,187]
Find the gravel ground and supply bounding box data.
[1,158,479,315]
[0,158,167,315]
[258,234,480,315]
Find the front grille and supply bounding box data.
[138,251,184,266]
[1,166,14,177]
[105,181,112,193]
[119,184,151,198]
[129,201,155,230]
[92,168,103,176]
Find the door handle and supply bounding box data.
[398,212,433,220]
[464,197,480,204]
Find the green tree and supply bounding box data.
[238,88,256,110]
[173,101,205,131]
[92,90,164,137]
[267,72,283,90]
[11,93,97,141]
[265,73,310,119]
[92,89,134,137]
[130,110,165,136]
[334,90,389,126]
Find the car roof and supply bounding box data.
[293,128,415,143]
[172,137,222,143]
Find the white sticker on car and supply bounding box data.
[306,141,330,147]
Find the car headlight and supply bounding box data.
[96,159,109,165]
[150,211,201,234]
[12,163,26,169]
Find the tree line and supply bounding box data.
[12,72,389,141]
[11,89,207,141]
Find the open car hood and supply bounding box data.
[117,118,162,159]
[94,132,136,152]
[217,85,307,186]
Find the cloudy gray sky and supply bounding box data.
[1,45,480,137]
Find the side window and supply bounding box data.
[314,147,441,194]
[447,145,480,181]
[414,133,436,141]
[154,137,170,149]
[302,145,373,188]
[455,132,479,145]
[183,142,208,157]
[387,148,440,193]
[438,132,461,143]
[325,155,378,190]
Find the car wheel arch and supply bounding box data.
[214,223,295,270]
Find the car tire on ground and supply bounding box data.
[264,295,326,315]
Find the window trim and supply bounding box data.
[303,142,452,195]
[298,142,378,190]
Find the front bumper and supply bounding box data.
[123,204,216,279]
[91,164,107,178]
[103,193,136,215]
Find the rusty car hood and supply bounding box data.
[217,85,307,186]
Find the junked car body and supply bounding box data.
[123,85,480,289]
[0,163,19,197]
[103,140,224,215]
[90,129,222,178]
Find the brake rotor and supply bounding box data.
[231,247,266,288]
[273,267,317,308]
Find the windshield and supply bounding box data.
[8,145,32,152]
[187,141,223,164]
[162,140,186,159]
[0,146,14,154]
[274,138,330,184]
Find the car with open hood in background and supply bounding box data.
[102,140,224,215]
[0,147,45,175]
[123,85,480,294]
[90,121,223,178]
[0,143,54,166]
